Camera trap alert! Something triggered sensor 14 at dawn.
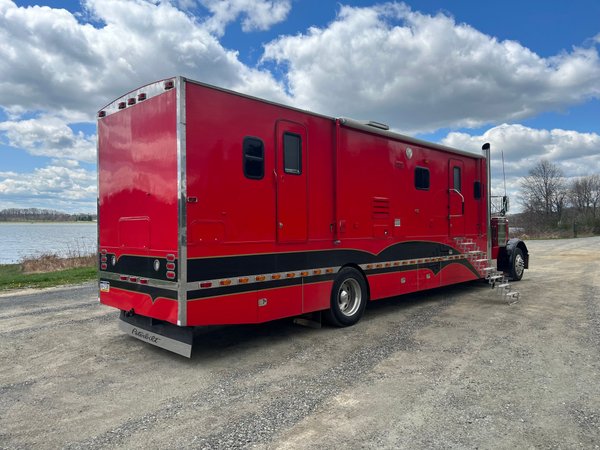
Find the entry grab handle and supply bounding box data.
[449,188,465,216]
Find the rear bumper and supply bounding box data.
[118,311,193,357]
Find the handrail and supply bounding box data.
[448,188,465,217]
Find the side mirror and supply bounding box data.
[503,196,510,214]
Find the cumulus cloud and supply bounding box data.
[442,124,600,175]
[0,0,289,121]
[262,3,600,133]
[201,0,291,36]
[0,162,96,211]
[441,124,600,205]
[0,116,96,162]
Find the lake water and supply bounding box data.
[0,222,97,264]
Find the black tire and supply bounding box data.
[324,267,368,327]
[509,247,525,281]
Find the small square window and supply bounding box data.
[283,132,302,175]
[415,167,430,190]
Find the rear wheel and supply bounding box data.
[325,267,368,327]
[509,248,525,281]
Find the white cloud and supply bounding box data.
[0,0,289,121]
[0,162,96,212]
[442,124,600,175]
[0,116,96,163]
[262,3,600,133]
[201,0,291,36]
[441,124,600,209]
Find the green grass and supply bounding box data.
[0,264,97,291]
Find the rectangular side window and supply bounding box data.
[453,166,462,192]
[243,137,264,180]
[283,132,302,175]
[414,167,430,190]
[474,181,481,199]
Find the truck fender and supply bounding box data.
[497,239,529,273]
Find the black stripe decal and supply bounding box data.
[187,273,336,300]
[99,254,177,282]
[186,259,479,301]
[186,241,457,282]
[108,280,178,301]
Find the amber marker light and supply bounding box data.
[238,277,249,284]
[286,273,295,278]
[220,279,232,286]
[255,275,266,281]
[313,269,322,275]
[271,274,281,280]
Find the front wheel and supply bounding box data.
[325,267,368,327]
[509,248,525,281]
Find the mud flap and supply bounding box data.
[118,311,193,358]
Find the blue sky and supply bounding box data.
[1,0,599,213]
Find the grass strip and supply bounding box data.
[0,264,96,291]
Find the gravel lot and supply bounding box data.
[1,237,599,449]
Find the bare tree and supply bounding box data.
[569,174,600,219]
[520,160,566,226]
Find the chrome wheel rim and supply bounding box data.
[337,279,361,317]
[514,254,525,278]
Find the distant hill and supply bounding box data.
[0,208,96,222]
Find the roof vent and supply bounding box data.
[366,121,389,130]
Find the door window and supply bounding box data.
[283,132,302,175]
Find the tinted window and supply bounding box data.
[474,181,481,199]
[283,133,302,175]
[453,166,462,192]
[415,167,430,190]
[243,137,264,180]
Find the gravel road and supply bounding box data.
[1,237,599,449]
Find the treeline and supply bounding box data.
[0,208,96,222]
[514,160,600,236]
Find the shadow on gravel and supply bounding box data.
[180,280,485,362]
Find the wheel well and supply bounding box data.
[340,263,371,300]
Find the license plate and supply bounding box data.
[100,281,110,292]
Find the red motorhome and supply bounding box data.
[97,77,528,357]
